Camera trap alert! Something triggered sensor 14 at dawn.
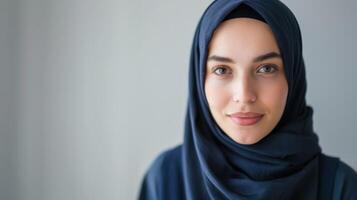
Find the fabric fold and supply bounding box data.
[182,0,321,199]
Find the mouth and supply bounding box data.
[228,112,264,126]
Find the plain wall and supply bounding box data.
[0,0,356,199]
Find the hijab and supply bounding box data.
[182,0,321,199]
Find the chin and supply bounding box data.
[229,132,266,145]
[233,137,260,145]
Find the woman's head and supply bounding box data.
[204,17,288,144]
[189,0,309,147]
[181,2,321,197]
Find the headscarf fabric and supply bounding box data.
[182,0,321,199]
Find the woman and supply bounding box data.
[138,0,357,199]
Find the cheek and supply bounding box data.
[204,80,230,111]
[260,78,288,114]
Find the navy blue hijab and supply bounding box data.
[182,0,321,199]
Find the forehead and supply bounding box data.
[208,18,280,59]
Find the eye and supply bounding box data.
[257,64,278,74]
[212,66,232,76]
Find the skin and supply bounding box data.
[204,18,288,145]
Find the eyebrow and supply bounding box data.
[207,52,281,63]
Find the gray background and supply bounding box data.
[1,0,356,199]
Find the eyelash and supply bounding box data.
[212,66,232,76]
[257,64,278,73]
[212,64,278,76]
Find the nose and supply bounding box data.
[232,74,257,104]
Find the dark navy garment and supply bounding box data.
[138,0,357,199]
[139,145,357,200]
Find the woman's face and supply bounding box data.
[204,18,288,145]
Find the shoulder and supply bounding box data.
[146,144,183,177]
[333,159,357,200]
[319,154,357,200]
[138,145,183,200]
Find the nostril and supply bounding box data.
[232,95,257,103]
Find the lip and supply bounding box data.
[228,112,264,126]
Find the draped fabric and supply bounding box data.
[181,0,321,199]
